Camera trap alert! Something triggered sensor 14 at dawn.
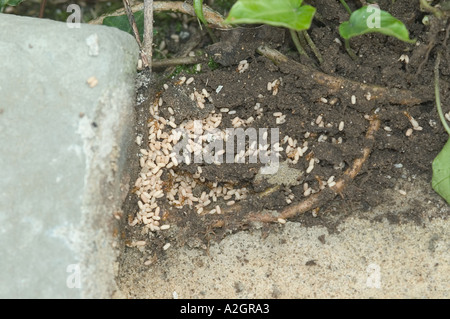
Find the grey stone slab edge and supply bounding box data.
[0,14,139,298]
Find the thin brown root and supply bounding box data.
[248,116,381,223]
[256,45,432,105]
[416,38,435,77]
[152,56,205,69]
[257,185,281,198]
[220,203,242,215]
[89,1,231,29]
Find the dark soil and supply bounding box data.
[121,0,449,256]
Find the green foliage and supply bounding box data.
[339,6,415,43]
[194,0,209,26]
[207,57,220,71]
[170,64,202,78]
[432,139,450,204]
[1,0,23,6]
[103,10,145,41]
[0,0,24,12]
[225,0,315,31]
[432,52,450,205]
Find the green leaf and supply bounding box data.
[103,10,145,41]
[432,139,450,205]
[339,6,415,43]
[225,0,316,31]
[0,0,24,11]
[194,0,208,26]
[2,0,24,6]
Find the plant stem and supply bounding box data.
[344,38,358,60]
[143,0,154,69]
[289,29,309,58]
[297,30,308,51]
[434,52,450,135]
[122,0,149,67]
[194,0,218,42]
[302,30,323,64]
[339,0,352,15]
[39,0,47,18]
[204,25,218,43]
[420,0,443,19]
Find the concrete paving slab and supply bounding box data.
[0,13,139,298]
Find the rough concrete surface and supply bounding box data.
[0,14,139,298]
[118,177,449,299]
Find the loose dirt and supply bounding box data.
[117,0,449,297]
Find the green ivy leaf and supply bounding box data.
[225,0,315,31]
[432,139,450,205]
[103,10,145,41]
[339,6,415,43]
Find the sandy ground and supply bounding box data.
[117,176,449,299]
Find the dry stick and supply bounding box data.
[248,116,381,223]
[39,0,47,18]
[143,0,154,69]
[256,45,431,105]
[152,56,205,68]
[89,1,231,29]
[122,0,149,68]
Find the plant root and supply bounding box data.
[89,1,231,29]
[152,56,205,69]
[247,115,381,223]
[256,45,432,105]
[416,37,436,77]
